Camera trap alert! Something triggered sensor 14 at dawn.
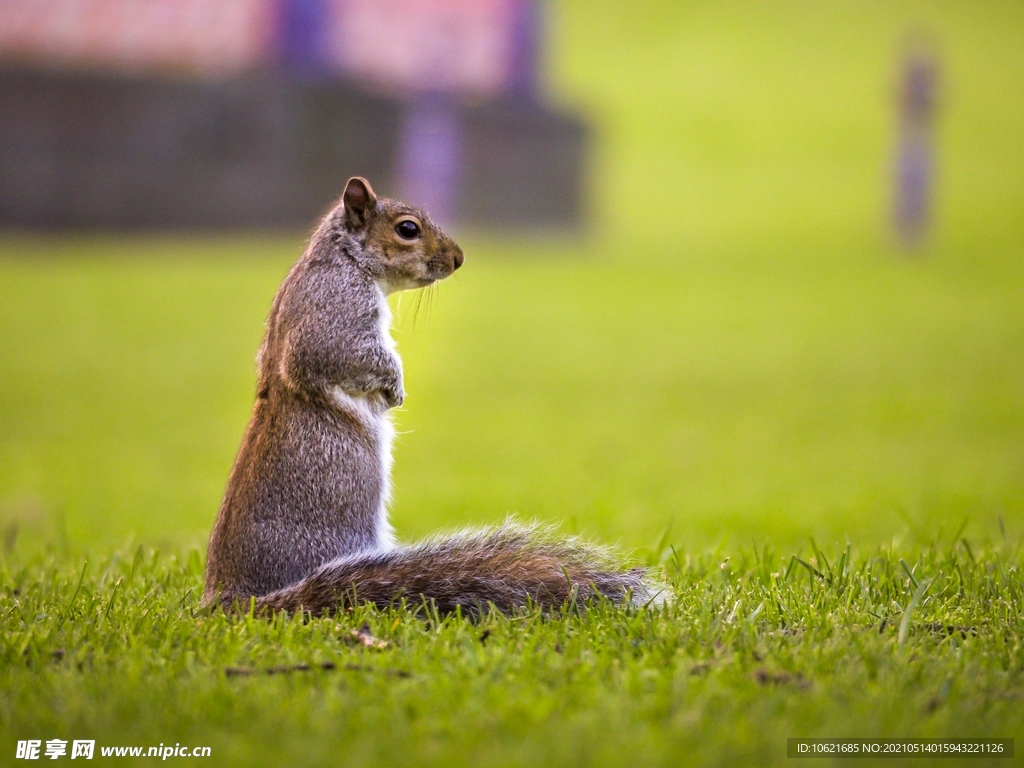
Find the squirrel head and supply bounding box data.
[337,177,464,294]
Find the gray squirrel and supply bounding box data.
[203,177,652,615]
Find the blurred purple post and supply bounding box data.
[507,0,542,102]
[395,0,541,226]
[893,39,939,249]
[277,0,333,76]
[396,97,463,227]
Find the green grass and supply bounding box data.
[2,543,1021,766]
[2,0,1024,764]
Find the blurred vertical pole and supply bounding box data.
[277,0,332,76]
[507,0,542,102]
[893,37,939,249]
[396,97,463,227]
[395,0,542,226]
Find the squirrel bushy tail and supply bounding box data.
[248,523,654,616]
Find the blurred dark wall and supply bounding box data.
[0,66,588,230]
[460,100,588,228]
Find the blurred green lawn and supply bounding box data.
[1,0,1022,559]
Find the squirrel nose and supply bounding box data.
[452,248,464,271]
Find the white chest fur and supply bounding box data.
[327,284,398,551]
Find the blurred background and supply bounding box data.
[0,1,1022,558]
[0,0,585,229]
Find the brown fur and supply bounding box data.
[203,177,655,616]
[254,523,651,616]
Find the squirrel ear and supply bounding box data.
[343,177,377,230]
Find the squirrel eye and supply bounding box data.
[395,220,421,240]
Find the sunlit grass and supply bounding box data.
[2,541,1020,766]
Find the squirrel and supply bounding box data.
[202,177,653,616]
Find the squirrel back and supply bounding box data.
[203,177,654,615]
